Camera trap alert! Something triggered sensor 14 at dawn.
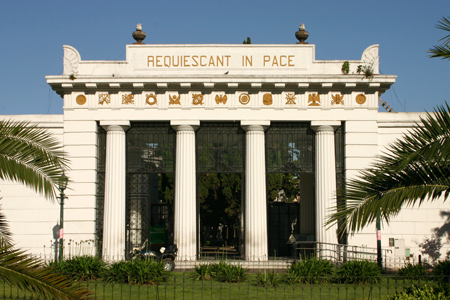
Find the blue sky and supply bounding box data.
[1,0,449,114]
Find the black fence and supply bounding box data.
[2,274,449,300]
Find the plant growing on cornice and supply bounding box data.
[356,64,374,79]
[69,74,76,80]
[341,61,350,75]
[243,37,251,44]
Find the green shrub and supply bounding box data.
[433,260,450,277]
[46,255,106,280]
[192,264,213,280]
[397,263,426,278]
[211,261,248,283]
[255,270,280,287]
[192,261,247,283]
[104,258,168,285]
[335,260,381,284]
[285,257,334,283]
[389,284,450,300]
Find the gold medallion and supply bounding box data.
[76,95,86,105]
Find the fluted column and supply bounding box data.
[242,121,269,261]
[171,121,199,261]
[311,121,340,249]
[100,121,130,261]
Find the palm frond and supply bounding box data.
[428,45,450,60]
[0,204,12,246]
[429,16,450,60]
[0,119,68,200]
[436,16,450,45]
[327,103,450,234]
[0,244,91,299]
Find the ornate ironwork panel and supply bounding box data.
[335,124,347,244]
[266,123,315,257]
[196,122,245,173]
[265,123,315,174]
[127,122,175,173]
[268,202,300,257]
[95,126,106,254]
[126,123,175,254]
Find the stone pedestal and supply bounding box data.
[100,121,130,261]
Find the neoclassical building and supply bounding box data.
[2,25,447,264]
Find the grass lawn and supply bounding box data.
[0,272,417,300]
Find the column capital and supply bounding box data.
[100,120,130,132]
[311,121,341,133]
[170,120,200,131]
[241,120,270,132]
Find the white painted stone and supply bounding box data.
[242,123,268,261]
[171,121,199,261]
[312,123,339,248]
[100,121,130,261]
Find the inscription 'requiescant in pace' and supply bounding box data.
[147,55,295,68]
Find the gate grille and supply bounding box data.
[265,123,315,257]
[126,123,175,254]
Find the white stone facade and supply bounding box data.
[0,42,447,266]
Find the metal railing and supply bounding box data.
[292,241,393,267]
[1,274,448,300]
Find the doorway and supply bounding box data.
[196,122,245,258]
[198,173,242,257]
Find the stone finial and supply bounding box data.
[132,23,146,44]
[295,23,309,44]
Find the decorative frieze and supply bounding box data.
[68,91,373,109]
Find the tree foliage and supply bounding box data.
[0,119,91,299]
[328,104,450,234]
[429,16,450,60]
[0,119,68,200]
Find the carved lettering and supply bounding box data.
[242,55,253,67]
[263,55,296,67]
[147,55,294,68]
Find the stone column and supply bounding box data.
[242,121,270,261]
[311,121,340,255]
[100,120,130,261]
[171,121,199,261]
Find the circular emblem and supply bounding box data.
[76,95,87,105]
[146,94,157,105]
[239,93,250,105]
[263,93,273,105]
[355,94,366,105]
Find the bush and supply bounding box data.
[255,270,280,287]
[335,260,381,284]
[46,255,106,280]
[192,261,248,283]
[389,284,450,300]
[192,264,213,280]
[104,258,168,285]
[397,263,426,278]
[433,260,450,278]
[285,257,334,283]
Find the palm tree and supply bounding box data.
[328,104,450,234]
[0,119,91,299]
[429,16,450,60]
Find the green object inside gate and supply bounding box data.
[150,226,166,244]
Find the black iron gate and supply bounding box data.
[196,122,245,257]
[265,123,316,257]
[125,123,175,254]
[268,202,300,257]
